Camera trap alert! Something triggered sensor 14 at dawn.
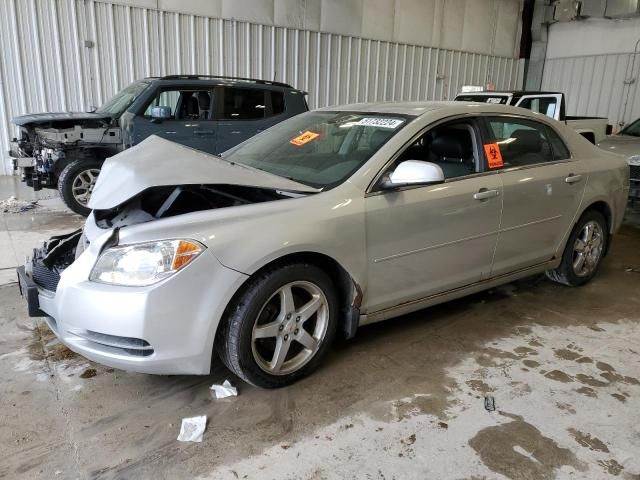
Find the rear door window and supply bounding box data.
[485,117,555,168]
[221,88,266,120]
[545,126,571,160]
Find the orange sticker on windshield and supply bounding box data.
[484,143,504,169]
[290,130,320,146]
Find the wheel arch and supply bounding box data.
[215,251,362,352]
[581,200,612,233]
[577,200,614,256]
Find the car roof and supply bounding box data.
[318,100,545,118]
[457,91,562,96]
[143,75,304,93]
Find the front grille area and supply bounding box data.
[32,260,61,291]
[30,229,82,292]
[630,165,640,181]
[69,329,154,357]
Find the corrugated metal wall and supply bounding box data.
[0,0,524,174]
[542,53,640,129]
[541,18,640,130]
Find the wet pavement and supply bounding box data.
[0,185,639,479]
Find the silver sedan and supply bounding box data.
[598,118,640,199]
[18,102,630,388]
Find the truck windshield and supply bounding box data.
[96,81,150,116]
[620,118,640,137]
[223,111,411,188]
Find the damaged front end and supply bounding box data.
[17,229,82,318]
[92,183,297,229]
[10,113,118,191]
[28,230,83,292]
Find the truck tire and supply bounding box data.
[58,159,102,216]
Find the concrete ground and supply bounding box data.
[1,176,639,480]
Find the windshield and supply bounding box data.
[96,81,150,115]
[620,118,640,137]
[223,111,411,188]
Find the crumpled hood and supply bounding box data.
[598,135,640,160]
[89,135,319,210]
[12,112,112,127]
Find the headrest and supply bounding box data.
[510,129,541,153]
[431,130,472,159]
[198,91,211,110]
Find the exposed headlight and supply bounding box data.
[628,155,640,166]
[90,239,205,286]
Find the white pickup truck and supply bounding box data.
[454,90,610,144]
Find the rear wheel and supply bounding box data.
[217,264,338,388]
[546,210,607,286]
[58,159,102,216]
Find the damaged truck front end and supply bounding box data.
[9,80,152,216]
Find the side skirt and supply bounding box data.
[359,259,556,326]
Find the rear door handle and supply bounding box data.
[473,189,500,200]
[565,174,583,184]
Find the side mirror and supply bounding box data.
[380,160,445,190]
[150,106,171,123]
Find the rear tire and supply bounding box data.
[58,159,102,216]
[546,210,608,286]
[217,263,338,388]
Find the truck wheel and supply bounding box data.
[217,264,338,388]
[58,159,102,216]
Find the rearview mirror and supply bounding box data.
[150,106,171,122]
[380,160,445,189]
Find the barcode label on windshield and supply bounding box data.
[355,118,405,129]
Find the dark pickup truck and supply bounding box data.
[9,75,308,215]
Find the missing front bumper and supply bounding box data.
[16,266,45,317]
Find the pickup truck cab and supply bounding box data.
[9,75,308,215]
[454,90,609,144]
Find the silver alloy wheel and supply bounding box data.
[572,220,604,277]
[71,168,101,206]
[251,281,329,376]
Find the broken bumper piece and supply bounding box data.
[16,228,248,375]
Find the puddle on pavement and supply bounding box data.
[28,321,77,362]
[469,413,584,480]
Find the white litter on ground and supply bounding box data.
[177,415,207,442]
[210,380,238,399]
[0,196,38,214]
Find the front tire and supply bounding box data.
[217,264,338,388]
[58,159,102,216]
[546,210,608,286]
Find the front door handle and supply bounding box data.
[473,189,500,200]
[565,174,583,184]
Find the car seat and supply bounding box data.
[198,91,211,120]
[430,129,475,178]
